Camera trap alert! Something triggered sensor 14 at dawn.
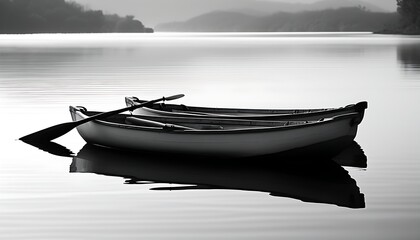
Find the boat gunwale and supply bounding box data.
[70,106,360,135]
[125,97,367,119]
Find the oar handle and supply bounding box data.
[163,94,185,101]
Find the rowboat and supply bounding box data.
[125,96,368,121]
[70,105,363,158]
[71,142,365,208]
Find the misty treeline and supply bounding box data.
[157,7,399,32]
[396,0,420,34]
[0,0,153,33]
[254,7,398,32]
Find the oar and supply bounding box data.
[125,116,196,130]
[19,94,184,143]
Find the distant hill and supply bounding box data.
[156,7,398,32]
[157,12,259,32]
[228,0,385,14]
[0,0,153,34]
[300,0,384,12]
[73,0,391,27]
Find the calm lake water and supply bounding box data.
[1,32,420,239]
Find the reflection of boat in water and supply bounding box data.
[70,142,366,209]
[332,141,367,168]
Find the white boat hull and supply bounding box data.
[70,106,361,158]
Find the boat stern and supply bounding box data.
[354,101,368,122]
[69,106,87,121]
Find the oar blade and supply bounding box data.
[19,122,77,142]
[19,94,185,142]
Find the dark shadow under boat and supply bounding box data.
[70,141,367,209]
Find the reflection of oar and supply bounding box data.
[20,94,184,143]
[23,141,74,157]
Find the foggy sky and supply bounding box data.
[73,0,397,27]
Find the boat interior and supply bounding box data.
[127,97,330,115]
[80,109,319,131]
